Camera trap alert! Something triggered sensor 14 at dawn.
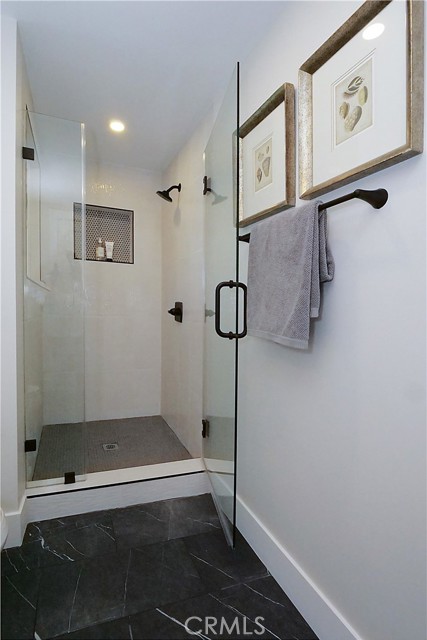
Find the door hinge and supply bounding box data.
[25,439,37,452]
[22,147,35,160]
[168,301,183,323]
[202,419,210,438]
[203,175,212,195]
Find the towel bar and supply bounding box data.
[239,188,388,242]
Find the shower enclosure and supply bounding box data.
[23,67,242,550]
[23,111,192,488]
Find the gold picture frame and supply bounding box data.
[299,0,424,200]
[239,83,295,227]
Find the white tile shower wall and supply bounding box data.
[160,116,214,458]
[40,159,162,425]
[236,3,426,640]
[39,133,86,426]
[23,281,45,479]
[84,162,162,421]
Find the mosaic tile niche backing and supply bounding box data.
[74,203,134,263]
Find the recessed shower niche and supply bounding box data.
[74,203,134,264]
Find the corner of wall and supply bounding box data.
[16,26,33,507]
[1,15,21,515]
[1,16,33,519]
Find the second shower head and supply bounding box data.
[156,183,181,203]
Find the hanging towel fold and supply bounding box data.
[247,200,334,349]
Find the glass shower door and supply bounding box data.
[203,65,241,546]
[23,111,86,486]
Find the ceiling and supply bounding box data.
[2,1,287,172]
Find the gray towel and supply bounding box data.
[247,200,334,349]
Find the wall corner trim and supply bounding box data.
[236,496,364,640]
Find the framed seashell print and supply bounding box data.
[298,0,424,200]
[238,83,295,227]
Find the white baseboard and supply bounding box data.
[3,494,28,549]
[4,470,209,548]
[236,495,363,640]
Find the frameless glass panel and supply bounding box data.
[203,65,239,545]
[25,113,42,285]
[24,111,86,486]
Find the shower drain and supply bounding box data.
[102,443,119,451]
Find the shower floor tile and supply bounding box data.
[1,495,319,640]
[32,415,192,481]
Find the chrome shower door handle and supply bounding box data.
[214,280,247,340]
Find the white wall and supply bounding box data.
[160,116,214,458]
[1,17,32,533]
[85,162,162,421]
[237,3,426,640]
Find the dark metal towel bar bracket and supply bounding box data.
[239,188,388,243]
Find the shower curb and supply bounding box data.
[4,461,208,548]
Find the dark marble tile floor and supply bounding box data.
[1,494,318,639]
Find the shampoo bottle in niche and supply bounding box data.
[95,237,105,261]
[105,240,114,262]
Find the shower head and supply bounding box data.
[157,190,173,202]
[156,183,181,202]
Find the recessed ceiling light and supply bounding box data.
[362,23,385,40]
[109,120,125,133]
